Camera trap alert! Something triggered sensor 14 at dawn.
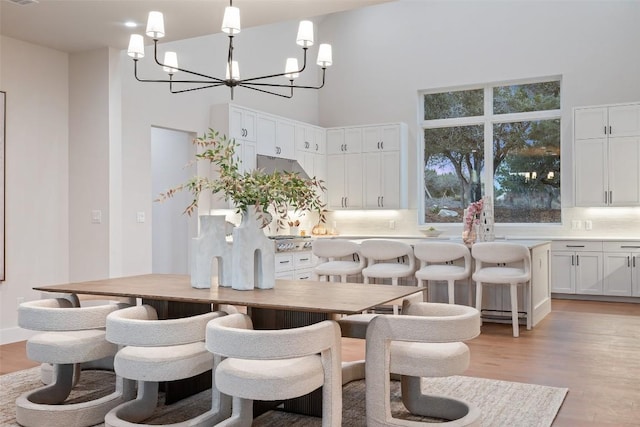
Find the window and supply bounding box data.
[420,78,561,224]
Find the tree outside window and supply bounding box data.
[421,79,561,224]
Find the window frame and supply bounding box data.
[418,76,563,227]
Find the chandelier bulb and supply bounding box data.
[284,58,300,80]
[163,52,179,74]
[317,44,333,68]
[222,6,241,35]
[296,21,314,47]
[127,34,145,59]
[146,11,165,39]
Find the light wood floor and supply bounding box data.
[2,299,639,426]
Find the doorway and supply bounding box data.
[151,127,196,274]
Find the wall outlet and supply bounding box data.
[389,220,395,230]
[136,211,145,223]
[585,220,593,230]
[571,220,582,230]
[91,210,102,224]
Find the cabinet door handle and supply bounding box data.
[299,275,310,280]
[604,191,608,204]
[305,141,309,149]
[381,141,384,150]
[609,191,612,204]
[628,256,631,268]
[566,245,585,248]
[621,246,640,249]
[380,196,384,207]
[377,141,380,149]
[576,255,579,266]
[571,255,574,266]
[345,197,348,207]
[279,260,291,264]
[604,126,607,135]
[609,125,612,135]
[299,257,310,261]
[377,196,380,207]
[634,256,636,268]
[315,143,319,151]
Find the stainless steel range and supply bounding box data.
[269,235,313,252]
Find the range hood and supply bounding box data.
[256,155,309,179]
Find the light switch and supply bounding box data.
[91,210,102,224]
[137,211,145,223]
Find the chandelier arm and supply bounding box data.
[238,83,294,98]
[152,39,226,83]
[242,68,327,90]
[238,48,308,84]
[169,83,227,94]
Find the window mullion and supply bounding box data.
[484,87,494,204]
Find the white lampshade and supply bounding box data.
[127,34,145,59]
[316,44,333,67]
[221,6,241,35]
[226,61,240,80]
[163,51,179,74]
[146,11,165,39]
[284,58,299,80]
[296,20,314,47]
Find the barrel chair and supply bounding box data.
[360,239,416,315]
[104,305,230,427]
[15,295,133,427]
[472,242,532,337]
[414,241,472,305]
[205,313,343,427]
[363,298,482,426]
[312,238,366,282]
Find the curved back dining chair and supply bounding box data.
[360,239,416,314]
[104,305,230,427]
[414,241,472,305]
[205,313,342,426]
[16,296,133,427]
[364,299,481,426]
[472,242,532,337]
[312,238,365,282]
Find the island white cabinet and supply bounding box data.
[574,103,640,206]
[603,241,640,297]
[550,241,603,295]
[275,250,315,280]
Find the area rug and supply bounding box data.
[0,367,567,426]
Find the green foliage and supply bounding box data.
[157,129,327,228]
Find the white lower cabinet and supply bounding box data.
[275,250,315,280]
[551,241,603,295]
[603,241,640,297]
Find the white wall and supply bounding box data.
[0,36,70,343]
[318,0,640,238]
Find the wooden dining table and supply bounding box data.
[34,274,426,416]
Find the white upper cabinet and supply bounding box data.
[362,125,401,152]
[256,114,296,159]
[296,124,325,154]
[574,103,640,207]
[327,128,362,154]
[229,105,257,141]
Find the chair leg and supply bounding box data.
[447,280,455,304]
[392,278,399,315]
[214,397,253,427]
[526,281,532,330]
[510,283,519,338]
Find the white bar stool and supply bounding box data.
[414,241,472,305]
[472,242,532,337]
[360,239,416,315]
[312,239,365,282]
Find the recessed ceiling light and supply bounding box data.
[124,21,137,28]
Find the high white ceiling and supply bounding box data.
[0,0,392,53]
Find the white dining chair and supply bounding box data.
[104,305,230,427]
[15,296,133,427]
[347,297,481,426]
[414,241,472,305]
[205,313,342,426]
[360,239,416,314]
[472,242,532,337]
[312,238,365,282]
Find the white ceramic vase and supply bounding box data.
[231,208,275,290]
[191,215,233,288]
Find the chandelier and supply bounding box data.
[126,0,333,99]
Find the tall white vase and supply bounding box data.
[191,215,233,288]
[231,208,275,290]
